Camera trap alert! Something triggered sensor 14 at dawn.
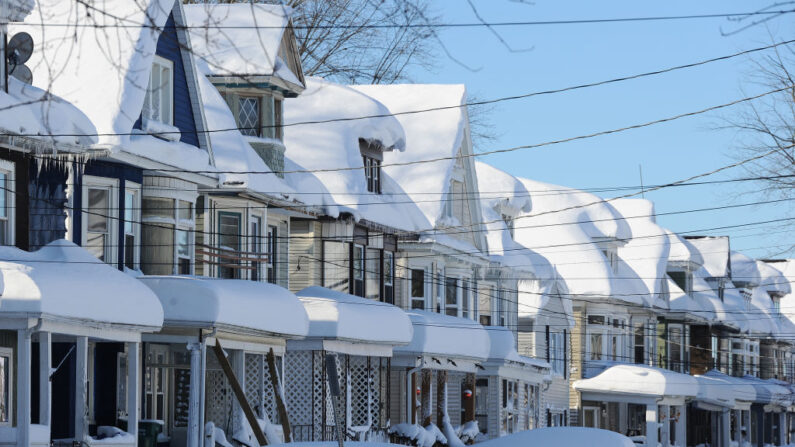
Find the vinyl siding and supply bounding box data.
[288,220,321,293]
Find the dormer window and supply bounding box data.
[501,214,515,238]
[238,96,260,137]
[601,248,618,273]
[360,139,385,194]
[668,270,691,295]
[143,56,173,126]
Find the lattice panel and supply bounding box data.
[324,353,347,428]
[285,351,314,427]
[262,355,282,423]
[205,367,234,433]
[312,351,325,440]
[350,356,371,427]
[245,353,262,414]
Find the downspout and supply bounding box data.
[406,363,422,424]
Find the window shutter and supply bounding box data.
[545,326,550,362]
[563,329,568,379]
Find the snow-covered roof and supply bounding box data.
[694,373,738,409]
[731,251,762,286]
[611,199,669,309]
[666,231,703,266]
[742,375,792,406]
[720,284,751,333]
[757,260,792,295]
[686,236,730,278]
[295,286,413,346]
[769,260,795,324]
[512,178,645,305]
[486,326,549,369]
[701,370,756,405]
[0,240,163,329]
[573,364,699,398]
[351,84,468,227]
[668,277,715,322]
[283,78,429,231]
[475,427,635,447]
[138,276,308,338]
[197,71,297,198]
[184,3,302,86]
[394,310,490,363]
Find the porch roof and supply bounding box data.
[742,375,792,407]
[573,364,698,399]
[694,374,740,409]
[0,240,163,329]
[701,370,756,404]
[483,326,549,381]
[393,310,490,363]
[139,276,309,338]
[296,286,413,346]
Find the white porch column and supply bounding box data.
[659,404,670,447]
[126,342,140,439]
[38,331,51,427]
[618,403,627,435]
[17,330,31,447]
[734,410,742,444]
[199,341,208,447]
[675,405,686,447]
[187,343,202,447]
[780,413,787,446]
[646,404,659,447]
[721,409,731,447]
[75,336,89,443]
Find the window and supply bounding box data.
[411,269,426,310]
[123,187,141,270]
[238,96,260,137]
[261,96,276,139]
[589,333,603,360]
[266,225,278,283]
[0,348,11,425]
[365,248,381,300]
[274,98,283,140]
[83,177,118,264]
[550,332,565,375]
[668,325,684,373]
[143,56,173,125]
[363,156,382,194]
[141,195,195,276]
[435,268,445,313]
[218,212,242,279]
[501,380,520,435]
[176,229,191,274]
[445,277,459,316]
[475,378,489,434]
[352,244,365,297]
[323,241,349,292]
[0,161,15,246]
[144,345,168,430]
[384,252,395,304]
[501,214,515,238]
[668,271,690,294]
[525,384,539,430]
[634,323,646,364]
[249,217,263,281]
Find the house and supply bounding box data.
[0,241,164,446]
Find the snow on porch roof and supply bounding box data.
[694,374,739,409]
[573,364,698,399]
[702,370,756,404]
[394,310,490,362]
[296,286,413,346]
[0,240,163,329]
[742,375,792,407]
[139,276,308,338]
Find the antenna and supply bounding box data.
[639,164,645,198]
[7,32,33,85]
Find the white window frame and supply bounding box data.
[143,55,174,126]
[0,160,15,247]
[175,199,195,275]
[0,347,12,426]
[82,176,119,265]
[123,182,141,270]
[550,331,565,375]
[409,267,429,310]
[586,315,608,361]
[667,324,686,373]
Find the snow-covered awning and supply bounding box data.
[694,374,737,410]
[573,364,698,405]
[482,326,549,383]
[742,375,792,409]
[393,310,490,372]
[288,286,413,357]
[0,241,163,339]
[701,370,756,410]
[138,276,309,340]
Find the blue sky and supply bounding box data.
[406,1,794,258]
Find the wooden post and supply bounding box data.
[410,370,417,425]
[38,331,51,427]
[126,342,140,440]
[462,373,476,424]
[212,341,268,446]
[75,337,89,443]
[266,348,291,443]
[420,370,432,426]
[17,329,31,447]
[436,370,448,428]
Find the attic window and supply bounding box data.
[501,214,515,238]
[143,55,173,126]
[359,139,384,194]
[668,270,691,295]
[238,96,260,137]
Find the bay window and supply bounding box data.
[141,193,196,276]
[0,161,15,246]
[218,212,241,279]
[249,216,263,281]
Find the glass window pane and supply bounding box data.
[142,197,174,220]
[445,277,458,305]
[384,252,394,286]
[178,200,192,222]
[177,229,190,258]
[0,172,7,219]
[161,66,171,124]
[124,192,135,235]
[0,356,8,422]
[87,188,109,232]
[238,97,260,137]
[322,241,349,292]
[151,67,161,121]
[590,333,603,360]
[365,248,380,300]
[86,232,106,261]
[411,269,425,298]
[353,245,364,281]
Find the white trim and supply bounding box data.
[81,176,119,265]
[0,160,15,247]
[0,346,12,427]
[123,182,142,270]
[144,55,175,126]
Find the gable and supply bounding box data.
[444,139,487,252]
[280,23,306,87]
[134,12,200,148]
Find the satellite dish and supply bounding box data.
[7,32,33,65]
[10,64,32,85]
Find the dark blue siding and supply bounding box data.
[73,160,143,270]
[28,161,68,250]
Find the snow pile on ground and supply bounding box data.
[388,423,445,447]
[0,240,163,328]
[139,276,308,337]
[283,78,429,231]
[477,427,634,447]
[573,364,699,398]
[184,3,299,82]
[296,286,413,345]
[352,84,469,227]
[94,426,134,444]
[456,420,480,444]
[395,310,489,361]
